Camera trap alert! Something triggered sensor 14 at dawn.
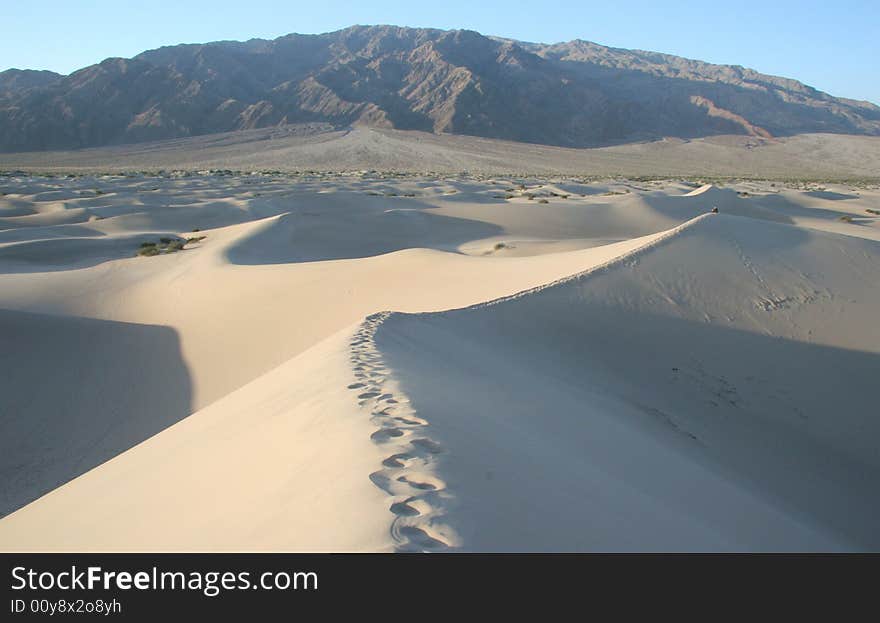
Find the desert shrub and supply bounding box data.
[867,209,880,215]
[136,235,200,257]
[494,242,508,251]
[538,198,549,204]
[838,215,854,222]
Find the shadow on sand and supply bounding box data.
[226,200,503,264]
[0,309,193,517]
[0,234,187,273]
[377,303,880,551]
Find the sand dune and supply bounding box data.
[0,173,878,551]
[0,234,662,551]
[1,174,671,518]
[0,327,391,552]
[373,214,880,550]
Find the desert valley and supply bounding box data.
[0,24,878,553]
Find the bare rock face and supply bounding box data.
[1,25,878,152]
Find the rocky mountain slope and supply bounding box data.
[0,69,62,96]
[1,25,878,152]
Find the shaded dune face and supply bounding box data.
[226,203,503,264]
[0,235,190,272]
[0,309,192,517]
[374,215,880,551]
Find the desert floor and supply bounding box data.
[2,126,880,179]
[0,171,878,551]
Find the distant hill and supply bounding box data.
[1,25,878,152]
[0,69,62,96]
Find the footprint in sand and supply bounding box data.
[397,474,444,491]
[398,526,449,550]
[410,438,444,454]
[395,416,427,426]
[390,500,421,517]
[371,427,406,442]
[382,453,413,468]
[368,471,394,493]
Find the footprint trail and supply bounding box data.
[348,312,458,552]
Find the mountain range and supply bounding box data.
[1,24,878,152]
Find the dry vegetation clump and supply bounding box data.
[136,234,206,257]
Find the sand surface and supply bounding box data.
[0,172,878,551]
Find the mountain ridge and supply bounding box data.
[1,24,878,152]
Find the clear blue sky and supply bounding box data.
[3,0,878,104]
